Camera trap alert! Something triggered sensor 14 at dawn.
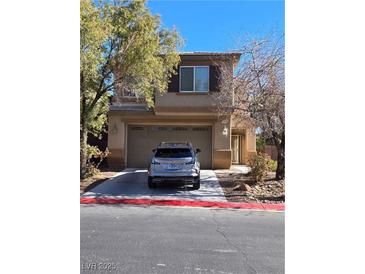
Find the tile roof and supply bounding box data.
[109,104,151,111]
[179,51,241,56]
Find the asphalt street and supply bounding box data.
[81,205,284,274]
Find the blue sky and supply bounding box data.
[147,0,284,52]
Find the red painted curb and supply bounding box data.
[80,197,284,211]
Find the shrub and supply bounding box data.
[256,137,266,153]
[85,145,110,178]
[85,163,100,178]
[249,153,271,182]
[269,159,277,172]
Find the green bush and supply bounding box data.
[269,159,277,172]
[256,137,266,153]
[249,153,271,182]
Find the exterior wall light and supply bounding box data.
[223,125,228,136]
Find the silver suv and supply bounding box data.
[148,142,201,189]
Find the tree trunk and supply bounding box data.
[80,124,88,179]
[275,132,285,180]
[276,146,285,180]
[80,72,88,179]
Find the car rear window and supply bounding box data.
[155,148,192,158]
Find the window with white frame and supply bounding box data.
[180,66,209,92]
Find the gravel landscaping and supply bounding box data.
[215,168,285,204]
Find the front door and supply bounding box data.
[231,135,240,164]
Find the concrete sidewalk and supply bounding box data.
[82,169,227,202]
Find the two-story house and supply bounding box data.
[107,52,256,169]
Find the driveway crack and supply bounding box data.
[211,210,257,274]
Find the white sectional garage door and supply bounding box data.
[127,125,212,168]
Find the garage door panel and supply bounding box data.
[127,125,212,168]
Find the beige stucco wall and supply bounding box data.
[107,116,126,168]
[213,116,230,149]
[246,128,256,151]
[108,116,125,149]
[107,116,255,169]
[212,115,231,169]
[154,58,234,112]
[241,128,257,164]
[155,93,217,109]
[213,150,231,169]
[107,112,233,169]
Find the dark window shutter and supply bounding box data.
[209,65,221,92]
[167,66,180,92]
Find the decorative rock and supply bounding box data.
[233,184,247,191]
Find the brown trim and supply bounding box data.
[174,92,214,95]
[231,128,246,134]
[107,148,125,169]
[179,52,241,56]
[179,55,240,62]
[110,107,219,117]
[213,149,231,169]
[209,65,220,92]
[125,121,213,125]
[109,110,155,116]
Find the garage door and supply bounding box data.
[127,125,212,168]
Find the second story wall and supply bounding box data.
[111,52,241,113]
[155,53,240,114]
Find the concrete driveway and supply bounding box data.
[82,169,227,202]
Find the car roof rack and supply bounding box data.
[157,142,193,148]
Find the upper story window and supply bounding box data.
[180,66,209,92]
[121,87,137,98]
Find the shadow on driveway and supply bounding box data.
[81,169,227,202]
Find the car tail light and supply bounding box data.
[185,159,195,165]
[152,159,161,165]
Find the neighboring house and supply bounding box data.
[107,52,256,169]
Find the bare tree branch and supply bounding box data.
[214,33,285,179]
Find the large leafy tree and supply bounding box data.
[80,0,182,178]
